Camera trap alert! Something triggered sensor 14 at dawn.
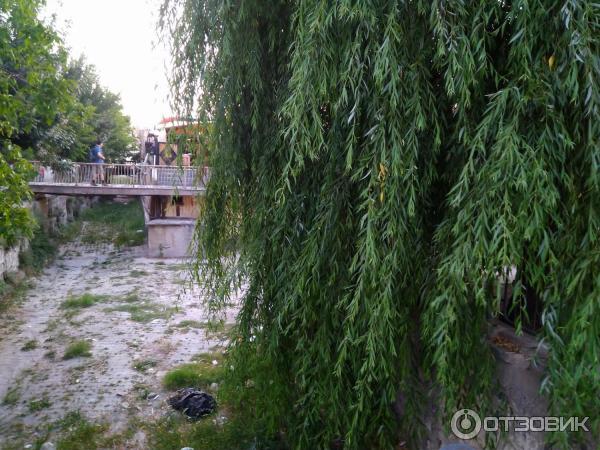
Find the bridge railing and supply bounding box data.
[31,162,209,189]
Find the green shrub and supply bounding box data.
[19,223,57,272]
[78,200,145,247]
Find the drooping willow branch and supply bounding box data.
[162,1,600,448]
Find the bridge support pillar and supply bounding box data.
[147,219,195,258]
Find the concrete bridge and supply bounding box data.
[29,162,207,196]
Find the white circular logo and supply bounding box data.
[451,409,481,440]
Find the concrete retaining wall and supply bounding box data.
[147,218,195,258]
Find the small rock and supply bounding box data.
[181,447,194,450]
[209,382,219,391]
[5,270,26,285]
[211,360,218,366]
[24,445,33,449]
[215,415,227,426]
[121,402,130,409]
[40,444,56,450]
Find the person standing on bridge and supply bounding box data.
[90,139,106,185]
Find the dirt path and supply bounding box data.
[0,240,237,447]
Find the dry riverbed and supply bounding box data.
[0,239,237,448]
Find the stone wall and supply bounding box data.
[418,321,595,450]
[0,195,96,281]
[0,240,29,282]
[32,195,96,235]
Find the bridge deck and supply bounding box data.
[29,183,204,196]
[29,162,207,197]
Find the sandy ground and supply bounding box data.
[0,240,238,446]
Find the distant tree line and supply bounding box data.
[0,0,136,246]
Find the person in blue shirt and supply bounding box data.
[90,139,106,185]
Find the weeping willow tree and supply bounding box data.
[161,1,599,448]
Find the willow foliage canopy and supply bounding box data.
[161,1,599,448]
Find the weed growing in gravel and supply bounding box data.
[162,353,225,390]
[63,340,92,359]
[3,387,20,406]
[133,359,158,373]
[28,397,51,412]
[173,320,207,329]
[61,293,109,309]
[129,269,149,277]
[20,339,38,351]
[108,302,177,323]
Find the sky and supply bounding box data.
[44,0,173,129]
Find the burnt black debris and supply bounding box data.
[168,388,216,420]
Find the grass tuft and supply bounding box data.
[133,359,158,373]
[108,301,176,323]
[163,353,225,390]
[21,339,38,351]
[61,293,109,309]
[3,387,20,406]
[173,320,207,329]
[28,397,51,412]
[129,269,149,278]
[55,411,110,450]
[63,340,92,359]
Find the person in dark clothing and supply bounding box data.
[90,139,106,185]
